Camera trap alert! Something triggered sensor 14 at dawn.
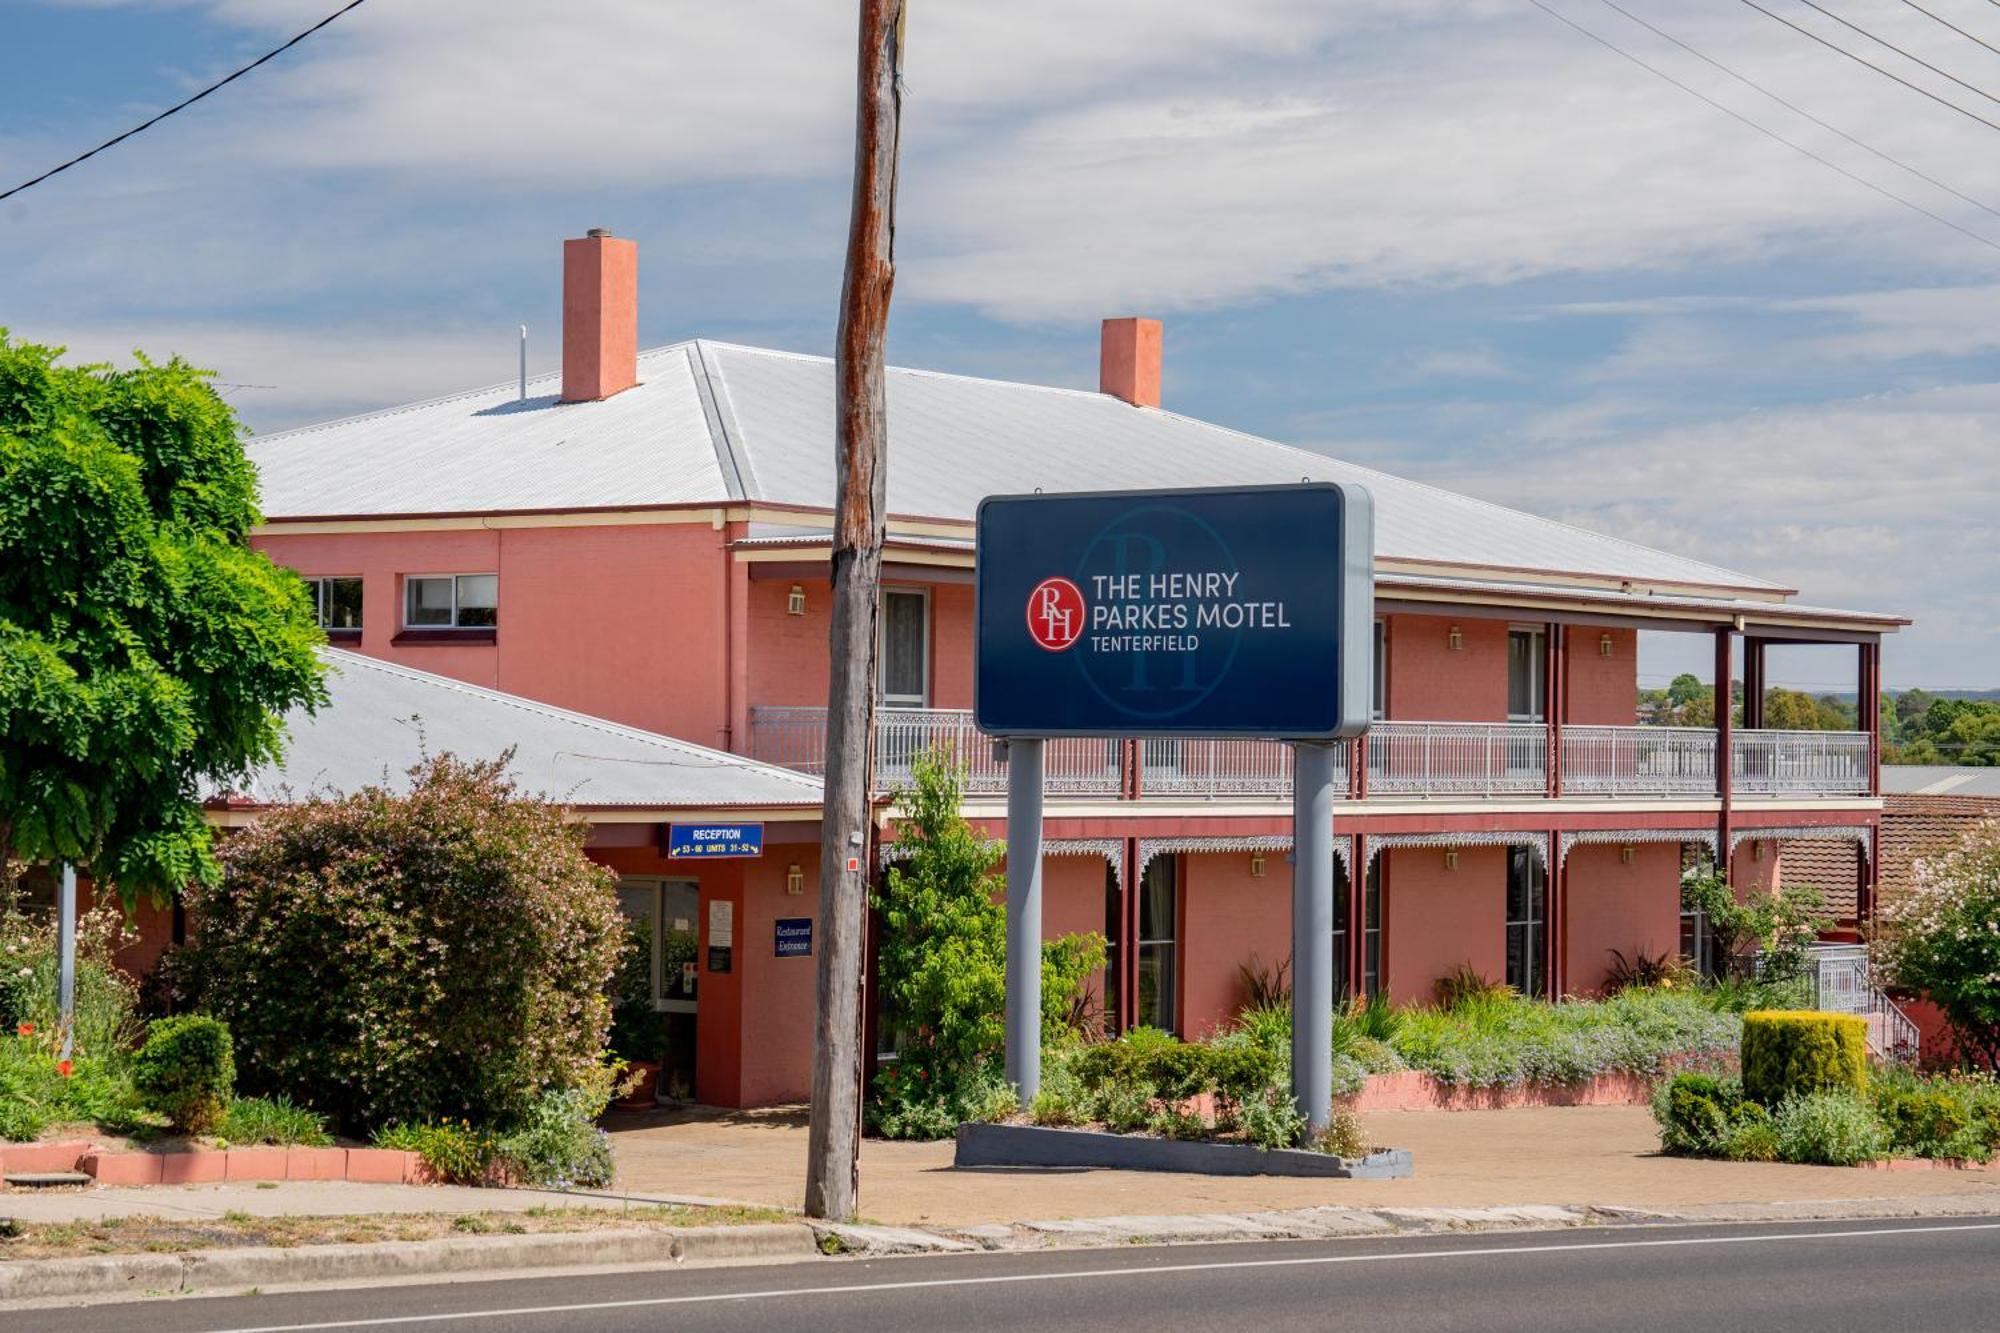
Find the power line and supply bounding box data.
[1594,0,2000,224]
[0,0,371,203]
[1525,0,2000,257]
[1897,0,2000,61]
[1737,0,2000,131]
[1792,0,2000,105]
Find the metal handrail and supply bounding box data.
[1807,945,1920,1062]
[1733,728,1870,796]
[1368,720,1547,796]
[1561,725,1716,797]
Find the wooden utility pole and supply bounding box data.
[805,0,905,1222]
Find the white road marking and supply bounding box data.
[197,1220,2000,1333]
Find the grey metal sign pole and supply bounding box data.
[57,862,77,1060]
[1004,738,1046,1102]
[1290,741,1338,1131]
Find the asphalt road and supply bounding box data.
[24,1216,2000,1333]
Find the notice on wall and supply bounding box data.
[707,899,734,949]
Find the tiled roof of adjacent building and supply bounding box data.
[249,340,1800,597]
[212,649,823,810]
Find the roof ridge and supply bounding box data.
[254,341,700,444]
[702,339,1115,404]
[317,649,821,792]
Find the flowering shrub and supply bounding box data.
[1877,819,2000,1073]
[179,754,625,1133]
[0,899,142,1060]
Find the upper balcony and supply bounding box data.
[747,707,1873,800]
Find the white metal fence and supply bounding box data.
[1806,945,1920,1062]
[1561,725,1716,797]
[749,709,1874,801]
[1367,720,1547,796]
[1733,728,1871,796]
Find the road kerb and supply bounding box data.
[0,1224,821,1304]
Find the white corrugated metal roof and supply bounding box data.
[1882,765,2000,798]
[255,338,1785,592]
[249,346,727,516]
[218,649,822,809]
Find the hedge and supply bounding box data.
[1740,1010,1868,1107]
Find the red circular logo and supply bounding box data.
[1025,576,1086,652]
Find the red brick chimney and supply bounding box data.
[561,229,639,402]
[1099,317,1162,408]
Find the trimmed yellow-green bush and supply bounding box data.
[1741,1011,1868,1107]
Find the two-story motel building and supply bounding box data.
[221,231,1907,1107]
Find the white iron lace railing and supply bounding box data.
[1368,720,1547,796]
[748,706,1121,796]
[1733,729,1871,796]
[1560,725,1716,797]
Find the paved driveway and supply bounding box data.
[605,1103,2000,1227]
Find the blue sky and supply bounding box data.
[5,0,1998,688]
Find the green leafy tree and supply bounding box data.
[1878,819,2000,1072]
[870,749,1105,1138]
[1680,865,1832,982]
[1667,673,1707,710]
[0,333,325,905]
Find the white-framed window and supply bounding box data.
[1136,856,1179,1033]
[304,576,363,631]
[1372,618,1386,720]
[404,573,498,629]
[879,587,929,707]
[1508,626,1546,722]
[1506,847,1547,998]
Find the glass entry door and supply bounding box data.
[618,879,700,1103]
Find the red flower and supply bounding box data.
[16,1022,34,1037]
[56,1059,74,1077]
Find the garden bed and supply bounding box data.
[955,1122,1412,1179]
[1345,1069,1659,1112]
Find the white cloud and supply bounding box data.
[1333,385,2000,686]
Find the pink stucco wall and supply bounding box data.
[1383,845,1508,1007]
[1565,625,1638,726]
[1732,840,1783,895]
[1179,852,1291,1039]
[1563,843,1681,995]
[1385,614,1508,721]
[255,524,733,747]
[744,576,971,712]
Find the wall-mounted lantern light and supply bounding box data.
[1249,852,1266,878]
[786,863,806,895]
[1444,848,1460,871]
[1447,624,1464,652]
[1600,633,1615,658]
[1621,845,1635,864]
[787,584,807,616]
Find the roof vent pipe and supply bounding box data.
[1099,317,1162,408]
[561,229,640,402]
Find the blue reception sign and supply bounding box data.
[667,823,765,859]
[974,484,1373,739]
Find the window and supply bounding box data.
[1102,863,1122,1035]
[1136,856,1178,1033]
[1508,628,1545,721]
[305,576,363,632]
[1679,906,1715,982]
[1506,847,1547,998]
[1371,619,1387,720]
[1333,861,1352,1001]
[1364,858,1383,999]
[879,588,928,707]
[404,574,497,629]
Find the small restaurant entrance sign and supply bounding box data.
[975,483,1374,1131]
[667,823,765,859]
